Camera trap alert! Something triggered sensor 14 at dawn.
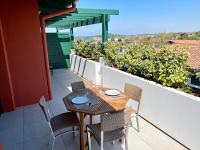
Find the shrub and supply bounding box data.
[195,70,200,81]
[124,41,156,79]
[73,40,190,90]
[154,45,189,88]
[74,40,102,61]
[196,73,200,80]
[104,42,125,69]
[120,43,189,88]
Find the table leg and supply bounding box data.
[79,112,86,150]
[120,136,125,144]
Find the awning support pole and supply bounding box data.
[102,14,109,54]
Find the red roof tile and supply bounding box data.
[169,40,200,69]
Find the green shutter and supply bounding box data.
[46,33,72,69]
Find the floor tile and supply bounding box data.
[0,126,23,145]
[23,122,49,141]
[62,133,80,150]
[24,135,66,150]
[2,142,23,150]
[23,135,50,150]
[54,137,67,150]
[23,104,46,125]
[0,107,23,130]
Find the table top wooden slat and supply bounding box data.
[63,86,129,115]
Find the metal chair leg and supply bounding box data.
[112,140,116,145]
[100,131,104,150]
[125,128,129,150]
[48,133,52,145]
[51,136,55,150]
[87,127,91,150]
[136,114,140,132]
[72,126,77,136]
[130,114,140,132]
[49,130,55,146]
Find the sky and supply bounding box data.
[48,0,200,36]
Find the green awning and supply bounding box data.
[45,8,119,30]
[39,0,76,13]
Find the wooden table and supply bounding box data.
[63,86,129,150]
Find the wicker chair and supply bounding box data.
[39,96,79,150]
[124,83,142,132]
[71,80,93,92]
[71,80,94,123]
[86,108,132,150]
[83,79,94,88]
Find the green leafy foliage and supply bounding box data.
[195,32,200,40]
[124,41,156,79]
[74,40,102,61]
[195,71,200,81]
[104,41,190,89]
[188,68,200,81]
[74,40,190,90]
[179,32,200,40]
[104,42,125,69]
[154,45,189,88]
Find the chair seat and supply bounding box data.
[50,112,79,134]
[125,106,135,112]
[87,123,125,145]
[126,107,136,116]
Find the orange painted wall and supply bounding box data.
[0,0,49,111]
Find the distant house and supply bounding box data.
[167,40,200,69]
[119,45,127,53]
[91,37,101,43]
[109,37,125,42]
[114,38,119,42]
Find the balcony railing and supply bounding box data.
[70,54,200,150]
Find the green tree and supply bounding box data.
[195,32,200,40]
[124,41,156,79]
[104,42,125,69]
[195,70,200,81]
[180,33,189,40]
[74,39,190,90]
[74,40,102,61]
[154,45,189,88]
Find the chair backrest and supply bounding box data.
[124,83,142,102]
[83,80,93,88]
[71,80,93,92]
[38,96,51,122]
[101,108,132,131]
[71,81,85,92]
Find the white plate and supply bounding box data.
[105,89,120,96]
[72,96,89,105]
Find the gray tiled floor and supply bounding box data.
[0,69,188,150]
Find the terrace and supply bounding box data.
[0,69,187,150]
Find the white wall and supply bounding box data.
[70,54,101,85]
[102,66,200,150]
[70,54,200,150]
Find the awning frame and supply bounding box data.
[45,8,119,43]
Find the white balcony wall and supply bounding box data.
[70,54,200,150]
[102,65,200,150]
[70,54,101,85]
